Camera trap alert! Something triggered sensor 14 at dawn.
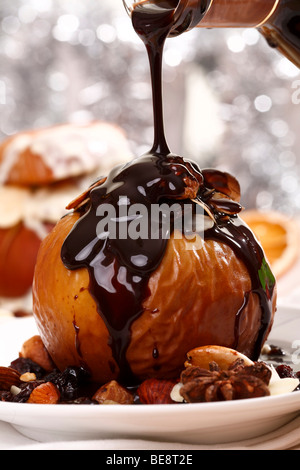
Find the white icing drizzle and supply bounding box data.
[0,184,80,234]
[0,171,116,239]
[0,135,32,185]
[0,122,133,237]
[0,122,132,183]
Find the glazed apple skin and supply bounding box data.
[0,224,42,298]
[32,212,277,384]
[127,235,275,381]
[33,213,117,384]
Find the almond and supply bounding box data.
[27,382,60,404]
[137,379,177,404]
[0,367,21,391]
[20,335,55,372]
[93,380,134,405]
[184,345,254,371]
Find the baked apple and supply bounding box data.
[32,154,277,385]
[0,122,131,304]
[0,223,48,298]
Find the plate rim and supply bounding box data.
[1,303,300,443]
[0,386,300,417]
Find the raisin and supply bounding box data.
[268,345,285,356]
[11,381,41,403]
[276,364,295,378]
[45,366,90,400]
[0,391,13,402]
[43,368,61,383]
[10,357,45,379]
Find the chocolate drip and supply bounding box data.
[61,0,276,384]
[205,218,275,360]
[62,153,203,384]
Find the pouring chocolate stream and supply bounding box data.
[61,0,276,385]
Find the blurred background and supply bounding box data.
[0,0,299,214]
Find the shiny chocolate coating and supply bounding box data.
[55,0,277,385]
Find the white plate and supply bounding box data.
[0,306,300,445]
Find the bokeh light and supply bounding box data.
[0,0,299,214]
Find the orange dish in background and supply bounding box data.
[241,210,300,279]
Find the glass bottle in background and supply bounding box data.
[198,0,300,68]
[123,1,300,67]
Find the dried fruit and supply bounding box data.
[20,336,55,372]
[9,381,40,403]
[10,357,46,379]
[27,382,60,404]
[137,379,177,404]
[180,359,271,403]
[45,366,90,400]
[0,367,21,391]
[276,364,295,378]
[93,380,134,404]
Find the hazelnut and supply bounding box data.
[92,380,134,404]
[137,379,177,404]
[20,335,55,372]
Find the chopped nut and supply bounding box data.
[182,176,200,200]
[20,336,55,372]
[137,379,177,404]
[20,372,37,382]
[170,382,185,403]
[92,380,134,405]
[10,385,22,396]
[27,382,60,404]
[0,367,21,391]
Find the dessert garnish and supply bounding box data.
[0,341,298,405]
[178,359,272,402]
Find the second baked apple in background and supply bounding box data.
[0,121,132,315]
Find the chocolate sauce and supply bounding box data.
[205,219,275,360]
[131,0,178,155]
[61,0,276,385]
[61,154,203,384]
